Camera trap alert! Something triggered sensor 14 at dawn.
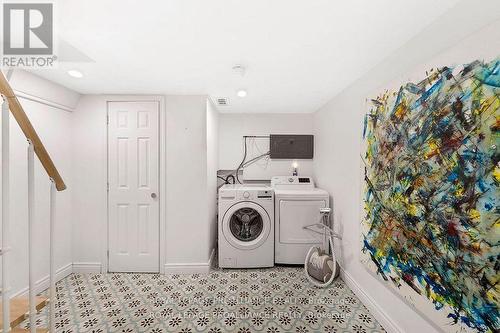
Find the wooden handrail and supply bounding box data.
[0,72,66,191]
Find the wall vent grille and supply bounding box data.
[215,97,229,106]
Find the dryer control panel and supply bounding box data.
[271,176,315,189]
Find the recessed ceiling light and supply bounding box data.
[237,89,247,98]
[67,69,83,78]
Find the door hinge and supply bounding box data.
[106,115,109,124]
[107,250,109,258]
[107,182,109,191]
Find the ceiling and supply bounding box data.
[31,0,460,113]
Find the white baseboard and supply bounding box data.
[11,262,73,298]
[340,268,402,333]
[73,250,215,275]
[164,249,215,275]
[72,262,102,274]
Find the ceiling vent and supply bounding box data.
[215,97,229,106]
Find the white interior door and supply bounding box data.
[108,101,160,272]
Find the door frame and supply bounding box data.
[104,96,166,273]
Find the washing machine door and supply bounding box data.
[222,201,271,250]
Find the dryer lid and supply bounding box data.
[274,188,329,197]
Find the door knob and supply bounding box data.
[151,193,157,199]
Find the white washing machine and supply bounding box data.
[218,184,274,268]
[271,176,329,264]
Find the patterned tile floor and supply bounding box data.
[25,266,385,332]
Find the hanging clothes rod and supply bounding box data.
[303,223,342,240]
[303,208,342,240]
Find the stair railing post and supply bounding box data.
[2,95,11,332]
[49,179,56,333]
[27,139,35,333]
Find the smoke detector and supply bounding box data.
[214,97,229,106]
[232,64,246,76]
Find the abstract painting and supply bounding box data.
[361,58,499,333]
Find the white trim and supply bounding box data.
[164,249,215,275]
[340,267,403,333]
[72,262,103,274]
[11,263,73,298]
[13,90,75,112]
[104,96,166,274]
[5,69,14,80]
[159,97,166,274]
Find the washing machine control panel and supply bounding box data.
[237,189,273,200]
[218,185,274,201]
[256,190,273,200]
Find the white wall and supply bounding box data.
[312,3,500,333]
[71,95,109,271]
[9,70,81,110]
[72,94,215,273]
[1,70,78,296]
[206,100,219,257]
[218,113,314,179]
[164,96,214,270]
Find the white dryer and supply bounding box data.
[218,184,274,268]
[271,176,329,264]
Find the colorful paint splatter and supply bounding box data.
[362,58,499,333]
